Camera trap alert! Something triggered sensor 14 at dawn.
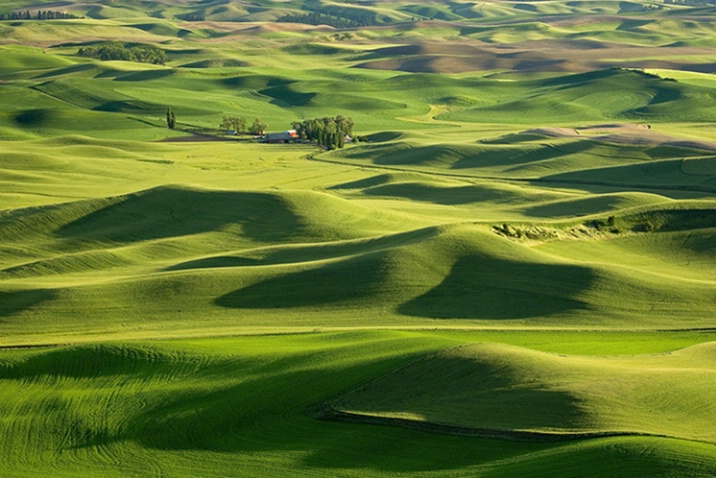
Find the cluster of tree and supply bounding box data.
[78,42,168,65]
[220,115,268,135]
[275,11,376,29]
[292,115,354,150]
[176,13,205,21]
[304,5,381,25]
[250,118,268,135]
[1,10,81,20]
[220,115,246,134]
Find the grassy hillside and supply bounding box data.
[1,56,715,340]
[1,133,714,343]
[329,342,716,442]
[1,331,715,478]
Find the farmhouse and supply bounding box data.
[263,129,300,143]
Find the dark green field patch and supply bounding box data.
[329,342,716,443]
[0,288,57,317]
[56,186,305,245]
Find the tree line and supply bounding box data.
[1,10,81,20]
[78,42,168,65]
[304,5,380,26]
[177,13,205,21]
[220,115,268,135]
[292,115,354,150]
[168,110,356,150]
[218,113,355,149]
[275,12,376,28]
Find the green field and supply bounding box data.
[1,0,716,476]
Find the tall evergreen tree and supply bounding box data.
[166,108,176,129]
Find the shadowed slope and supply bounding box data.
[329,342,716,442]
[0,333,714,477]
[522,192,669,218]
[534,209,716,281]
[212,225,580,315]
[542,157,716,193]
[397,224,715,323]
[325,133,715,182]
[439,69,716,123]
[1,185,416,251]
[209,224,715,324]
[1,203,714,335]
[56,186,305,244]
[398,254,594,320]
[0,288,57,318]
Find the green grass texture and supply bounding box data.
[0,331,715,478]
[2,3,716,477]
[330,342,716,442]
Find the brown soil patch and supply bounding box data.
[524,127,579,137]
[177,21,333,44]
[579,124,650,132]
[524,124,716,151]
[177,21,254,33]
[177,21,326,35]
[352,37,716,74]
[244,23,333,34]
[156,134,237,143]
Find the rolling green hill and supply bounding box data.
[2,1,716,477]
[0,332,715,478]
[328,342,716,442]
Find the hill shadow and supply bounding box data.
[215,253,389,309]
[539,160,716,195]
[453,139,598,171]
[523,195,635,218]
[122,353,509,472]
[169,227,439,272]
[259,85,316,107]
[0,289,56,317]
[113,69,174,82]
[399,255,593,319]
[14,108,55,126]
[362,183,517,205]
[93,100,164,113]
[323,347,592,437]
[165,256,264,271]
[0,344,162,379]
[33,63,99,79]
[57,187,305,244]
